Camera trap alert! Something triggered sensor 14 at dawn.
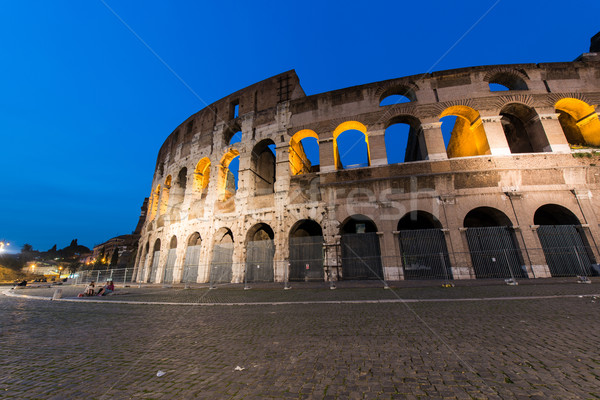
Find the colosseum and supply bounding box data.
[134,33,600,285]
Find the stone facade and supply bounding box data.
[134,35,600,284]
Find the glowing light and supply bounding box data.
[332,121,371,169]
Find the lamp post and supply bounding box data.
[58,266,63,280]
[0,240,9,253]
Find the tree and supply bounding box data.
[68,259,82,275]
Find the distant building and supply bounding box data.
[91,198,147,268]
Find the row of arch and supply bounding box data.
[378,70,531,107]
[290,98,600,174]
[147,98,599,218]
[138,203,596,283]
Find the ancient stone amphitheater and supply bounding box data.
[134,34,600,284]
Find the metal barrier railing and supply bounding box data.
[70,245,599,287]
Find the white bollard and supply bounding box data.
[52,288,62,300]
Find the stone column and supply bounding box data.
[377,231,399,281]
[421,122,448,160]
[319,137,336,173]
[572,189,600,263]
[367,127,388,167]
[391,232,405,280]
[528,226,552,278]
[480,116,511,156]
[538,113,571,153]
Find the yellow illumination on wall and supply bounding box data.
[149,185,161,221]
[194,158,211,191]
[332,121,370,169]
[159,175,171,215]
[440,106,491,158]
[289,129,318,175]
[218,148,240,201]
[555,98,600,146]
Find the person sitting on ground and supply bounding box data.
[85,281,95,296]
[97,280,114,296]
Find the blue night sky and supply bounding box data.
[0,0,598,252]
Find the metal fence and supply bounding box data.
[69,244,599,288]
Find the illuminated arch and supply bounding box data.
[290,130,319,175]
[149,185,161,221]
[440,106,490,158]
[159,175,171,215]
[194,157,211,192]
[555,98,600,146]
[218,149,240,201]
[333,121,370,169]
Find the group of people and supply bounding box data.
[84,280,114,296]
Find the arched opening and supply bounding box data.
[500,103,549,153]
[218,150,240,201]
[333,121,370,170]
[177,168,187,190]
[210,228,234,284]
[487,72,528,91]
[246,223,275,283]
[149,185,160,221]
[379,86,417,106]
[489,83,510,92]
[440,106,490,158]
[194,158,211,193]
[251,139,276,195]
[289,219,324,281]
[463,207,526,279]
[290,130,320,175]
[224,125,242,146]
[159,175,172,215]
[555,98,600,146]
[534,204,595,277]
[338,215,383,279]
[397,211,452,280]
[163,235,177,283]
[380,94,412,106]
[149,239,161,283]
[169,167,187,206]
[182,232,202,283]
[385,115,425,164]
[139,241,150,282]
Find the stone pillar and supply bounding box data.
[420,122,448,160]
[367,128,388,167]
[528,226,552,278]
[572,189,600,263]
[503,191,549,278]
[480,116,511,156]
[391,232,405,280]
[437,196,473,279]
[538,113,571,153]
[319,137,336,173]
[377,231,399,281]
[454,228,474,279]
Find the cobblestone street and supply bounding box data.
[1,282,600,399]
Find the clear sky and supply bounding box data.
[0,0,598,253]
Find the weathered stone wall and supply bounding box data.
[133,57,600,283]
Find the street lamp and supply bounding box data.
[58,266,63,280]
[0,241,9,253]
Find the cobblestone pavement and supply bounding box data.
[1,282,600,399]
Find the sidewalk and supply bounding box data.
[4,278,600,305]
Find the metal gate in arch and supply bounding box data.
[465,226,527,279]
[536,225,594,277]
[246,240,274,282]
[289,236,324,281]
[339,232,383,280]
[210,243,233,284]
[397,228,452,280]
